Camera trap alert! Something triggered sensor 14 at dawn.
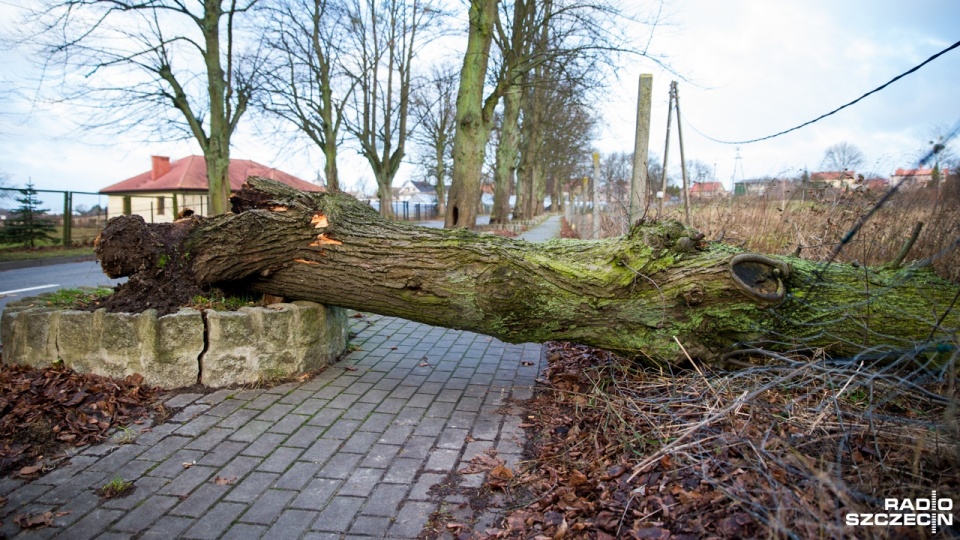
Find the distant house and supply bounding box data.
[389,179,440,205]
[810,170,856,190]
[100,155,321,222]
[890,167,950,190]
[689,181,725,199]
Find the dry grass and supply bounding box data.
[569,184,960,282]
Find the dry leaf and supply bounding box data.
[182,461,195,469]
[214,476,237,485]
[14,511,55,529]
[17,465,41,477]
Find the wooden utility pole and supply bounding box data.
[674,83,691,225]
[659,82,676,215]
[592,152,600,238]
[629,74,653,223]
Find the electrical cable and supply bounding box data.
[685,38,960,145]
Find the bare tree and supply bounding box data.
[410,64,458,215]
[16,0,266,215]
[260,0,352,192]
[821,142,865,172]
[341,0,441,218]
[688,159,714,183]
[446,0,636,228]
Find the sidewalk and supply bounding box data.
[0,218,562,539]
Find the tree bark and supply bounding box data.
[96,177,960,367]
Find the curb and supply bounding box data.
[0,254,97,272]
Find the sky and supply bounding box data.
[1,0,959,204]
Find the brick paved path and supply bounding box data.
[0,315,544,539]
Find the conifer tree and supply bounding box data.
[0,183,57,248]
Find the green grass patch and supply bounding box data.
[40,287,114,309]
[190,289,260,311]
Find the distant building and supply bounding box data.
[689,181,726,199]
[810,170,856,190]
[100,155,321,222]
[890,167,950,190]
[734,178,794,198]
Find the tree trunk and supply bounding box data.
[491,87,521,226]
[445,0,497,229]
[95,177,960,368]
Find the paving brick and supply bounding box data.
[265,509,318,538]
[138,516,195,540]
[291,398,329,416]
[341,431,379,454]
[316,452,362,480]
[424,448,460,472]
[174,414,221,437]
[312,495,364,532]
[170,483,231,518]
[306,408,343,427]
[222,470,280,503]
[197,440,247,467]
[112,495,180,532]
[37,470,107,505]
[356,389,389,404]
[181,501,246,540]
[447,410,478,430]
[398,435,435,459]
[340,401,377,421]
[349,516,392,536]
[338,468,383,497]
[436,427,469,450]
[185,427,233,452]
[258,446,304,473]
[273,460,322,490]
[408,472,445,500]
[169,403,212,423]
[229,419,272,443]
[245,392,281,410]
[217,408,259,429]
[95,531,135,540]
[378,424,413,446]
[321,418,361,440]
[374,397,407,414]
[290,478,341,510]
[383,457,422,484]
[359,444,400,469]
[52,508,123,540]
[256,402,296,422]
[412,417,447,437]
[301,438,340,464]
[204,398,246,418]
[267,413,309,435]
[361,484,408,517]
[387,501,437,539]
[241,432,288,457]
[284,424,327,448]
[158,465,218,497]
[394,406,426,426]
[341,381,374,395]
[238,488,296,524]
[136,435,193,462]
[221,523,267,540]
[133,423,179,446]
[278,388,315,405]
[150,448,207,478]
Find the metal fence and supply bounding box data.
[366,200,441,221]
[0,187,108,246]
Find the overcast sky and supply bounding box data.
[1,0,958,202]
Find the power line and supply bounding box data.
[687,38,960,145]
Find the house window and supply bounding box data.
[157,196,166,215]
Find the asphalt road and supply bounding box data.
[0,260,126,314]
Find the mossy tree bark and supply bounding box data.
[97,177,960,366]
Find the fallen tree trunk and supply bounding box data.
[95,177,960,366]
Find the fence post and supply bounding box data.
[629,74,653,223]
[62,191,73,246]
[172,194,179,218]
[123,196,132,216]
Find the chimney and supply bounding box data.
[151,156,171,180]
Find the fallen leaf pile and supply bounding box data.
[430,342,959,539]
[0,364,161,477]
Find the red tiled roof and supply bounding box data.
[690,181,724,193]
[893,167,950,177]
[811,171,855,181]
[100,155,322,194]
